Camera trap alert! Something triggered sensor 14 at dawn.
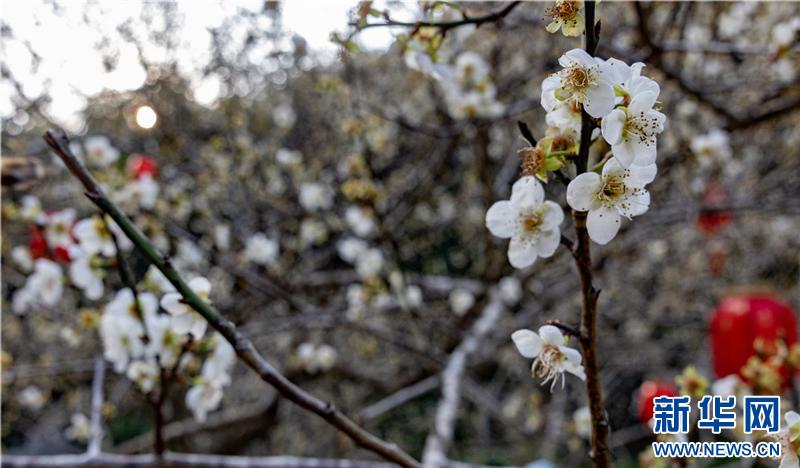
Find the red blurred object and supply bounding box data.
[710,294,797,380]
[696,181,732,234]
[638,380,677,424]
[28,227,48,259]
[127,154,158,179]
[27,226,71,263]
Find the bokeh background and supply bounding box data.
[2,1,799,466]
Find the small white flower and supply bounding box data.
[779,411,800,468]
[83,135,120,167]
[454,52,490,86]
[100,289,154,373]
[541,48,616,119]
[115,175,159,210]
[65,413,91,443]
[272,103,297,129]
[545,0,584,37]
[185,380,223,422]
[315,344,338,371]
[573,406,592,439]
[512,325,585,389]
[498,276,522,306]
[160,277,211,339]
[299,183,333,211]
[449,288,475,316]
[12,259,63,314]
[601,90,665,167]
[68,246,105,300]
[73,217,116,257]
[772,17,800,51]
[201,334,236,386]
[297,342,337,374]
[18,195,45,223]
[10,246,34,272]
[18,385,47,411]
[345,206,376,238]
[299,218,328,246]
[337,237,368,263]
[545,97,583,134]
[485,177,564,268]
[44,209,76,249]
[690,128,732,165]
[566,159,656,245]
[276,148,302,166]
[213,225,231,251]
[126,360,159,393]
[244,233,279,266]
[404,285,423,308]
[60,327,81,347]
[355,247,384,279]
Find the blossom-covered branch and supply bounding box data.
[42,128,421,468]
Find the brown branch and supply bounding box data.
[42,128,421,468]
[352,2,521,33]
[571,2,610,467]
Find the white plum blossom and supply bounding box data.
[213,225,231,251]
[144,312,183,368]
[512,325,585,389]
[185,380,224,422]
[299,182,334,211]
[10,246,34,272]
[244,233,279,266]
[299,218,328,246]
[297,342,338,374]
[18,385,47,411]
[545,0,584,37]
[336,237,368,263]
[65,413,91,443]
[566,159,656,245]
[83,135,120,167]
[160,277,211,339]
[772,17,800,51]
[485,177,564,268]
[545,97,582,134]
[498,276,523,305]
[440,51,505,119]
[601,90,665,167]
[272,102,297,129]
[573,406,592,439]
[779,411,800,468]
[345,206,376,238]
[201,334,236,386]
[12,259,63,314]
[115,175,159,210]
[73,217,116,257]
[449,288,475,316]
[67,246,104,300]
[18,195,45,223]
[100,289,156,372]
[44,209,76,249]
[126,360,159,393]
[541,48,616,119]
[355,247,384,279]
[690,128,732,165]
[276,148,302,166]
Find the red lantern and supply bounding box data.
[637,380,677,424]
[696,181,732,234]
[127,154,158,179]
[710,294,797,380]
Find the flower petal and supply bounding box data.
[160,293,184,316]
[601,109,626,146]
[539,325,564,345]
[189,277,211,296]
[587,206,621,245]
[510,176,544,211]
[567,173,602,212]
[629,90,658,114]
[620,191,650,218]
[628,163,658,187]
[602,58,631,86]
[511,329,542,358]
[508,236,537,269]
[485,201,516,239]
[541,201,564,228]
[171,312,195,335]
[584,82,615,118]
[536,229,560,258]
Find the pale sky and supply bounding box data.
[0,0,402,130]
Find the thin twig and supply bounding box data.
[42,128,421,468]
[352,2,522,33]
[87,356,105,457]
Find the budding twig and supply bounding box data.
[42,128,421,468]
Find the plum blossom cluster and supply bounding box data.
[484,13,665,391]
[405,47,504,120]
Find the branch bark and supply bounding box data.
[42,129,421,468]
[571,2,610,467]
